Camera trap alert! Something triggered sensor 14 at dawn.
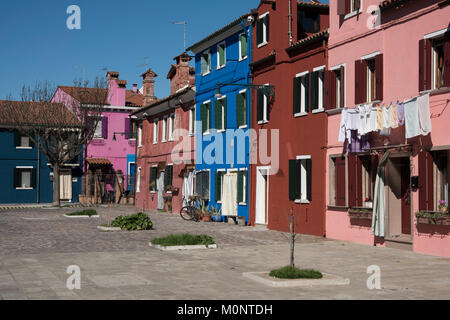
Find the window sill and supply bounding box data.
[16,147,33,150]
[216,129,226,133]
[189,133,195,137]
[16,188,33,190]
[202,71,211,77]
[294,112,308,118]
[203,131,211,136]
[344,9,362,20]
[216,65,226,70]
[327,205,349,212]
[150,191,157,194]
[238,125,248,129]
[257,42,268,48]
[312,108,325,114]
[239,202,247,206]
[239,56,248,62]
[257,120,269,125]
[295,199,310,204]
[325,108,343,116]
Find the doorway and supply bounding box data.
[157,171,165,210]
[255,167,269,225]
[386,156,412,242]
[60,170,72,201]
[222,171,238,217]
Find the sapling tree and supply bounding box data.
[1,79,107,206]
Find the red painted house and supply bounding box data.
[133,53,196,214]
[249,0,329,236]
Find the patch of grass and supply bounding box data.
[269,266,323,279]
[66,209,97,217]
[151,234,215,247]
[110,213,153,231]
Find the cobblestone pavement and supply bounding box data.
[0,206,449,300]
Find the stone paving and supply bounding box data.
[0,206,449,300]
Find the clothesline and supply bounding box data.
[338,93,432,151]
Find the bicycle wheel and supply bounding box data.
[180,206,195,221]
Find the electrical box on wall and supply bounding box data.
[411,176,419,191]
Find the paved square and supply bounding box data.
[0,206,449,300]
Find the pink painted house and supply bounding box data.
[52,72,144,202]
[325,0,450,258]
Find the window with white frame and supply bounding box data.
[367,58,376,103]
[257,85,270,123]
[293,72,309,115]
[434,150,448,210]
[14,167,35,189]
[93,117,103,139]
[238,169,247,204]
[236,90,247,128]
[153,119,158,144]
[201,101,211,134]
[257,12,269,47]
[168,113,175,141]
[289,156,312,203]
[201,51,211,75]
[189,107,195,135]
[217,42,226,69]
[215,170,226,202]
[214,97,227,131]
[239,33,248,60]
[195,170,210,200]
[432,37,445,90]
[311,67,325,111]
[15,133,31,148]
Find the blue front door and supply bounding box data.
[128,163,136,193]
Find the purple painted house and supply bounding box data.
[52,71,144,203]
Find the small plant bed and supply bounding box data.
[269,266,323,279]
[98,213,153,231]
[416,211,450,225]
[149,234,217,251]
[64,210,99,218]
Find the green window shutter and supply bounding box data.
[311,72,319,111]
[289,160,301,201]
[219,44,225,66]
[237,171,244,203]
[168,166,173,186]
[257,19,263,45]
[293,77,301,115]
[257,89,263,122]
[304,73,310,113]
[265,15,270,42]
[306,159,312,201]
[223,98,227,130]
[215,100,222,130]
[201,55,206,74]
[241,34,247,58]
[150,167,157,192]
[215,172,222,202]
[236,93,244,127]
[14,168,20,188]
[31,168,36,189]
[14,132,20,147]
[201,104,207,134]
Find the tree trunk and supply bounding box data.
[53,164,61,207]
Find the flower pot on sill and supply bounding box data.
[364,202,373,209]
[439,207,448,214]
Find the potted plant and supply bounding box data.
[364,196,373,209]
[210,205,223,222]
[198,199,211,222]
[438,200,448,213]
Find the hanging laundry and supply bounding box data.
[368,106,379,133]
[347,130,370,153]
[338,108,348,143]
[377,107,383,130]
[418,93,432,136]
[404,97,420,139]
[390,103,399,129]
[382,104,392,129]
[397,102,405,126]
[346,108,360,143]
[357,103,370,136]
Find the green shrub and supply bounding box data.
[67,209,97,217]
[151,234,215,247]
[111,213,153,231]
[269,266,323,279]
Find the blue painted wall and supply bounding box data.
[193,20,252,222]
[0,129,82,204]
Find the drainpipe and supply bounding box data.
[289,0,293,46]
[37,144,40,203]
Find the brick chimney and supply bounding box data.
[167,52,195,94]
[141,69,158,106]
[132,84,138,93]
[106,71,126,106]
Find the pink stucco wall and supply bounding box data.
[326,0,450,258]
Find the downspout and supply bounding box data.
[289,0,293,46]
[37,144,40,203]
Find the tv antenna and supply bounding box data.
[138,56,150,71]
[173,21,187,51]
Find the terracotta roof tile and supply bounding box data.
[59,86,143,107]
[297,1,329,8]
[287,29,329,52]
[86,158,112,166]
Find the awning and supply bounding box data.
[86,158,112,166]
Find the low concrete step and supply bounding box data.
[386,235,413,251]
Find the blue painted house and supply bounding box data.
[0,101,82,204]
[187,13,254,223]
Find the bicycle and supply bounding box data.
[180,196,201,222]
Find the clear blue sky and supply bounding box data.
[0,0,328,100]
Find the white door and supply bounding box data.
[60,170,72,201]
[255,168,268,225]
[157,171,165,210]
[182,170,194,206]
